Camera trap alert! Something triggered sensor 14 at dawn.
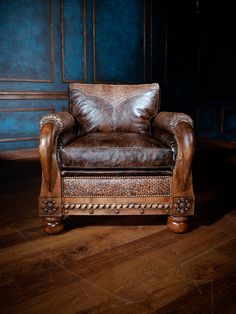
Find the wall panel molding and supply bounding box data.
[196,106,216,132]
[221,107,236,135]
[0,137,39,143]
[0,91,67,100]
[0,107,55,113]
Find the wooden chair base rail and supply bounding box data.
[42,215,189,235]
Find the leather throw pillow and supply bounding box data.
[70,83,160,134]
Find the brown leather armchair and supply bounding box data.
[39,83,195,234]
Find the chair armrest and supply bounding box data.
[154,112,195,191]
[39,112,75,191]
[154,111,193,132]
[39,112,75,135]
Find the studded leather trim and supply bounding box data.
[40,112,74,134]
[155,112,193,132]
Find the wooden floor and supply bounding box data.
[0,144,236,314]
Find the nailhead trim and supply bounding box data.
[40,114,64,133]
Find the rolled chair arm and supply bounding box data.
[154,112,195,191]
[154,112,193,132]
[39,112,75,191]
[40,112,75,135]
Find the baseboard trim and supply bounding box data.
[197,137,236,150]
[0,148,39,160]
[0,91,67,100]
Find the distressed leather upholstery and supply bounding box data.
[39,83,195,235]
[60,132,174,169]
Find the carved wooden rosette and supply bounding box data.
[39,197,62,216]
[172,197,194,216]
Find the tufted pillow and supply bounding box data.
[70,83,160,134]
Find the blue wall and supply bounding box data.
[1,0,235,150]
[94,0,144,83]
[0,0,145,151]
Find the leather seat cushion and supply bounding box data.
[60,132,174,169]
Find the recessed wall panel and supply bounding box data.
[0,0,53,81]
[61,0,85,82]
[0,99,68,150]
[94,0,144,83]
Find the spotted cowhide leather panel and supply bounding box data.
[63,176,171,197]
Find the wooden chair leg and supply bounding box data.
[167,216,188,233]
[42,217,64,235]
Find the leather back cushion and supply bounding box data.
[70,83,160,134]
